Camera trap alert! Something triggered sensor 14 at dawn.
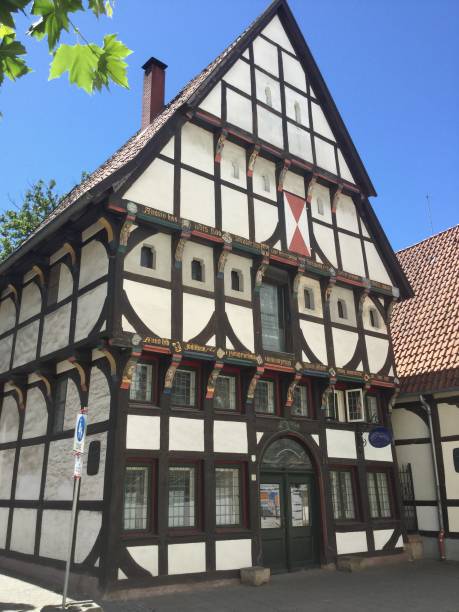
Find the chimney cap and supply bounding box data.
[142,56,168,72]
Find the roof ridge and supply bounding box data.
[397,224,459,254]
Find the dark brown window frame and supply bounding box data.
[122,457,157,537]
[167,460,203,534]
[329,466,359,522]
[215,461,249,531]
[366,469,394,520]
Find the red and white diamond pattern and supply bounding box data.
[284,191,310,257]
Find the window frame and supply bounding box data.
[290,382,311,418]
[329,467,359,522]
[214,461,248,530]
[366,469,394,520]
[128,358,159,406]
[345,388,365,423]
[324,389,345,422]
[230,269,243,293]
[167,461,202,533]
[213,369,241,412]
[259,279,290,354]
[369,307,379,329]
[122,458,156,536]
[365,394,380,423]
[254,377,277,416]
[303,287,314,311]
[337,298,348,320]
[191,258,204,282]
[140,245,156,270]
[170,365,200,410]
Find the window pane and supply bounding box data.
[325,392,338,420]
[376,472,391,517]
[130,364,152,402]
[367,473,379,518]
[260,284,285,352]
[216,467,240,525]
[260,483,281,528]
[347,390,363,421]
[168,466,196,527]
[291,385,308,417]
[171,370,196,407]
[366,396,379,423]
[254,380,275,414]
[340,472,356,519]
[330,471,342,520]
[214,375,236,410]
[53,378,68,433]
[290,483,310,527]
[124,466,150,531]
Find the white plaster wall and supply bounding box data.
[0,396,19,444]
[311,102,335,141]
[262,16,295,53]
[57,263,74,302]
[283,169,305,197]
[257,105,283,150]
[127,545,159,576]
[282,52,306,91]
[310,183,332,223]
[362,435,393,462]
[74,510,102,563]
[74,282,106,342]
[182,242,215,292]
[336,531,367,555]
[287,123,313,162]
[168,542,206,575]
[221,186,250,239]
[362,297,387,333]
[330,286,356,326]
[255,69,281,111]
[314,137,337,175]
[439,403,459,437]
[215,539,252,570]
[181,122,214,174]
[40,510,70,561]
[0,297,16,334]
[180,169,215,227]
[63,378,81,430]
[254,200,278,243]
[224,59,251,95]
[392,407,429,440]
[0,334,13,373]
[79,241,108,289]
[169,417,204,451]
[337,150,355,184]
[365,336,389,374]
[339,233,366,278]
[300,320,327,364]
[87,366,110,424]
[182,294,214,342]
[336,195,358,233]
[23,387,48,439]
[447,507,459,533]
[226,89,253,133]
[0,449,15,498]
[396,444,436,500]
[0,508,8,548]
[220,140,247,189]
[10,508,37,555]
[364,242,392,285]
[442,441,459,498]
[199,83,221,118]
[225,303,255,352]
[326,429,357,459]
[19,282,42,323]
[285,87,308,127]
[13,320,40,367]
[124,281,171,338]
[161,137,174,159]
[41,303,71,356]
[214,421,248,454]
[223,254,252,302]
[15,444,44,499]
[332,328,358,368]
[297,277,322,317]
[124,232,171,281]
[126,414,160,450]
[312,223,337,267]
[253,157,277,201]
[124,157,174,213]
[416,506,439,532]
[373,529,394,551]
[253,36,279,76]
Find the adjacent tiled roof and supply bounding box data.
[391,225,459,394]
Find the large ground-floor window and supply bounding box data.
[367,471,392,518]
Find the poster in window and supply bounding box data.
[260,483,282,528]
[290,484,310,527]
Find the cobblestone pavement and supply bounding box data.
[1,560,459,612]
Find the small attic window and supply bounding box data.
[337,298,347,320]
[231,160,240,179]
[140,245,156,269]
[369,308,379,328]
[317,197,324,215]
[304,287,314,310]
[231,270,243,292]
[191,259,204,282]
[264,86,272,107]
[262,174,270,192]
[294,101,301,123]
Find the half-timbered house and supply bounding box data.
[0,0,413,595]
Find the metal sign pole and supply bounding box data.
[62,476,80,609]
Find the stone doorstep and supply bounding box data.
[41,601,103,612]
[337,551,411,572]
[405,534,424,561]
[240,566,271,586]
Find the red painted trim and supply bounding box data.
[194,110,221,126]
[191,230,223,243]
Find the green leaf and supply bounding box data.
[0,32,30,84]
[87,0,111,17]
[94,33,131,90]
[0,0,29,29]
[29,0,83,50]
[49,42,100,93]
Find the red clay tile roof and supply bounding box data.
[391,225,459,394]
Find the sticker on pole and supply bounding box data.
[73,413,87,454]
[73,454,83,479]
[368,426,392,448]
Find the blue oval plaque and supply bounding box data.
[368,426,392,448]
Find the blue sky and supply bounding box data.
[1,0,458,251]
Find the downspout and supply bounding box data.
[419,394,446,560]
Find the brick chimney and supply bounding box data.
[141,57,167,129]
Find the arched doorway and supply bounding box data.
[259,437,319,572]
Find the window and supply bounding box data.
[168,465,196,528]
[254,379,275,414]
[260,283,287,352]
[369,308,379,328]
[47,264,60,306]
[330,470,356,520]
[317,197,324,215]
[171,369,196,408]
[346,389,364,422]
[140,245,155,269]
[325,390,338,420]
[303,287,314,310]
[216,467,241,526]
[191,259,204,282]
[262,174,270,192]
[366,395,379,423]
[367,471,392,518]
[231,160,240,179]
[231,269,242,292]
[214,375,236,411]
[123,465,151,531]
[294,101,301,123]
[291,385,309,417]
[264,86,272,107]
[337,298,347,320]
[130,363,153,402]
[53,377,68,433]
